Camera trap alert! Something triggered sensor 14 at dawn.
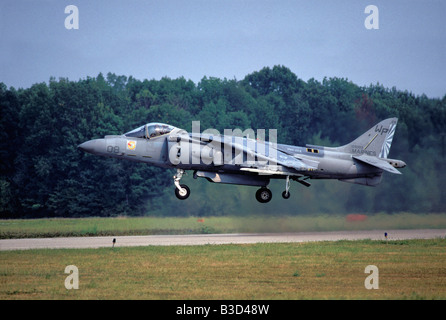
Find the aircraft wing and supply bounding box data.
[272,149,317,171]
[239,151,315,175]
[185,133,317,174]
[353,154,402,174]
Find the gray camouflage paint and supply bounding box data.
[79,118,406,202]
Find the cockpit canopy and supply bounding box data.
[124,123,175,139]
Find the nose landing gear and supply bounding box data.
[173,169,190,200]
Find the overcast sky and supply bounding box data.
[1,0,445,98]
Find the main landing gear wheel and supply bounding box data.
[173,168,190,200]
[175,184,190,200]
[255,187,272,203]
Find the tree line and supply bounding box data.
[1,65,445,218]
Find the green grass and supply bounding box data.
[0,216,218,239]
[1,239,445,299]
[1,213,446,239]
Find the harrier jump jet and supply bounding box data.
[78,118,405,203]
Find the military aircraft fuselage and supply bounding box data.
[78,120,406,203]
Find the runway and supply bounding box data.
[1,229,444,251]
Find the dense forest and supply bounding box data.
[1,65,445,218]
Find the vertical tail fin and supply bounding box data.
[340,118,398,158]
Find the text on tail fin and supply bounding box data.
[378,121,396,158]
[343,118,398,157]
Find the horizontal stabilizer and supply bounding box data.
[353,155,401,174]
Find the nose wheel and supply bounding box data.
[175,184,190,200]
[173,169,190,200]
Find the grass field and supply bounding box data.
[1,213,446,239]
[1,239,445,300]
[1,214,445,300]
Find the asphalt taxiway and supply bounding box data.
[1,229,444,251]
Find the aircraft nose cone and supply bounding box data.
[78,140,95,154]
[78,139,105,155]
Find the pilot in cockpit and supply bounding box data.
[125,123,175,139]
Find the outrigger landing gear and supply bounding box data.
[173,169,190,200]
[282,176,291,199]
